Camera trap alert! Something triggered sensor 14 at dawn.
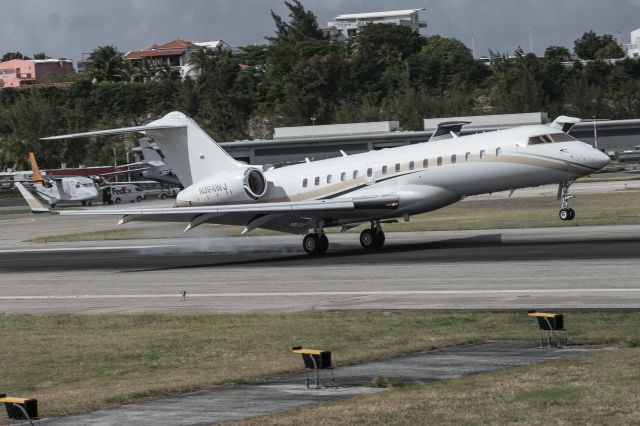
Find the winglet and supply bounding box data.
[14,182,50,213]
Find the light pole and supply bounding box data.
[469,33,476,59]
[593,116,598,149]
[528,26,533,54]
[310,117,316,138]
[113,146,118,183]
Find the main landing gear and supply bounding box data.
[303,232,329,255]
[303,220,329,255]
[359,221,385,250]
[558,180,576,221]
[301,221,386,255]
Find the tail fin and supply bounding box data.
[144,112,243,186]
[28,152,44,185]
[42,112,244,187]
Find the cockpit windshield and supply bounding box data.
[528,133,576,145]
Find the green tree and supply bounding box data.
[87,45,123,82]
[33,52,49,60]
[595,42,625,60]
[574,31,620,60]
[409,35,482,90]
[2,52,30,61]
[544,46,571,62]
[118,60,141,83]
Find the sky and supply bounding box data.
[1,0,640,62]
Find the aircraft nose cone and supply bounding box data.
[591,148,611,170]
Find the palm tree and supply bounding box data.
[188,47,224,76]
[138,58,159,82]
[156,63,180,81]
[118,60,141,83]
[87,45,123,82]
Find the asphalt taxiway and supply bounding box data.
[1,222,639,313]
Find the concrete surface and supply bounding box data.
[42,341,604,425]
[1,225,640,313]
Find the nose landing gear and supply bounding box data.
[558,180,576,221]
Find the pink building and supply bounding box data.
[0,59,74,88]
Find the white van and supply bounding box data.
[106,184,145,204]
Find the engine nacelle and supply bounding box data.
[177,167,268,206]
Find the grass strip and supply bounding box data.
[0,312,638,417]
[238,347,640,425]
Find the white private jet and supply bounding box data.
[17,152,98,207]
[15,111,610,254]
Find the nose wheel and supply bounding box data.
[558,180,576,221]
[559,208,575,221]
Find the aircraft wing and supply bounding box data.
[16,185,399,233]
[99,168,150,176]
[40,124,186,140]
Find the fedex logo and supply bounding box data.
[112,187,132,195]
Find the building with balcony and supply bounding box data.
[624,28,640,58]
[0,59,74,88]
[124,38,231,79]
[325,8,426,41]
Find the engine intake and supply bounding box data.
[243,168,267,199]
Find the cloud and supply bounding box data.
[1,0,638,61]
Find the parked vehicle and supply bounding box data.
[103,184,145,204]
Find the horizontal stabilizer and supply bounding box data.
[550,116,581,133]
[14,182,51,213]
[41,124,186,140]
[428,121,471,142]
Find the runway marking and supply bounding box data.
[0,245,177,254]
[2,288,640,300]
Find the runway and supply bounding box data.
[1,225,639,313]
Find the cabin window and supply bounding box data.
[340,172,346,181]
[327,174,332,184]
[451,154,457,164]
[314,176,320,186]
[423,159,428,168]
[496,147,502,156]
[409,161,415,170]
[395,163,401,172]
[437,156,443,166]
[302,178,308,188]
[465,152,471,161]
[480,150,486,159]
[382,165,388,175]
[367,168,373,177]
[353,170,358,179]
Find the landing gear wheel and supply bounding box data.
[567,208,575,220]
[373,230,386,249]
[318,234,329,254]
[81,200,87,206]
[360,229,375,249]
[303,233,324,255]
[115,198,122,204]
[136,196,143,202]
[559,209,570,221]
